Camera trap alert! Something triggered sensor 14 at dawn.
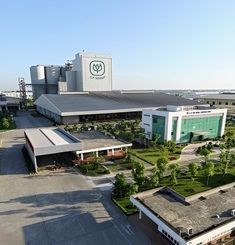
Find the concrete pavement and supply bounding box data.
[0,113,153,245]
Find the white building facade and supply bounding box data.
[142,105,227,143]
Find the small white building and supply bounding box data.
[131,184,235,245]
[142,105,227,143]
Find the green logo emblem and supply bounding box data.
[89,60,105,76]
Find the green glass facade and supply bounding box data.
[179,116,223,143]
[152,115,165,143]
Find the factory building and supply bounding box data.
[34,91,200,124]
[197,93,235,114]
[142,105,227,143]
[0,93,20,112]
[30,52,112,100]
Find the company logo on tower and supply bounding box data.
[89,60,105,77]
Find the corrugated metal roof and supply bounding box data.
[37,91,199,113]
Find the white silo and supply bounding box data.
[30,65,45,84]
[30,65,46,100]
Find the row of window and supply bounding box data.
[162,230,179,245]
[207,101,235,106]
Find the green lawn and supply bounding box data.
[161,165,235,196]
[112,196,138,215]
[129,146,182,165]
[78,163,110,176]
[112,164,235,215]
[105,159,133,172]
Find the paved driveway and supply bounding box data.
[0,128,152,245]
[14,111,53,129]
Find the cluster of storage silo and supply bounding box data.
[30,65,66,100]
[30,52,113,100]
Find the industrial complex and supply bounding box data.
[30,52,112,100]
[10,51,231,245]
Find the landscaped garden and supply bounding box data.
[112,150,235,215]
[129,143,183,165]
[77,161,110,176]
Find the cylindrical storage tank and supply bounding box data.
[45,66,61,84]
[66,70,77,91]
[30,65,45,84]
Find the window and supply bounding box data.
[212,101,215,105]
[171,132,174,135]
[219,102,221,105]
[144,114,150,117]
[181,131,185,134]
[144,123,150,126]
[232,102,235,106]
[225,102,228,105]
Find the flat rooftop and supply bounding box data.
[137,186,235,239]
[25,128,79,148]
[71,130,131,152]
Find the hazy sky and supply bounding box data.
[1,0,235,90]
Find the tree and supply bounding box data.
[113,173,128,198]
[169,164,180,186]
[188,162,198,182]
[2,118,10,129]
[164,140,176,153]
[147,166,159,188]
[156,157,168,179]
[132,162,145,187]
[229,153,235,166]
[221,161,229,176]
[113,173,137,198]
[204,162,215,186]
[219,151,226,163]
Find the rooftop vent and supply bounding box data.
[231,209,235,217]
[216,214,221,220]
[187,228,193,235]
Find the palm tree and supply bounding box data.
[204,162,215,186]
[188,162,198,182]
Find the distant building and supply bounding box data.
[142,105,227,143]
[0,91,33,99]
[197,93,235,113]
[0,94,20,112]
[30,52,112,100]
[131,184,235,245]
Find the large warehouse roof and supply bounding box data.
[35,91,200,115]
